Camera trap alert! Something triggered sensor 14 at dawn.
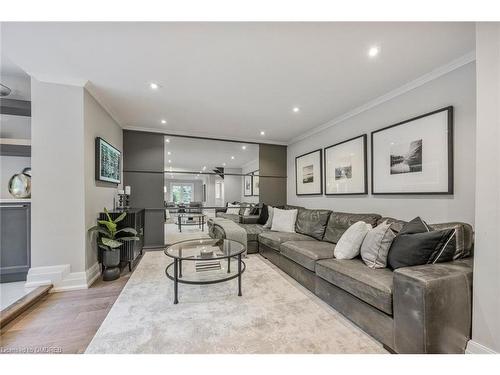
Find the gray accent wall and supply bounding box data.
[259,144,287,206]
[123,130,164,248]
[287,63,476,224]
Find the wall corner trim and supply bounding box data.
[288,50,476,145]
[465,340,498,354]
[25,262,101,292]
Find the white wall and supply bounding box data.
[287,63,476,224]
[84,89,123,271]
[241,159,259,203]
[28,80,122,291]
[467,23,500,354]
[30,79,86,276]
[224,168,243,204]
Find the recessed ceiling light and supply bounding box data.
[161,119,167,124]
[260,131,265,136]
[202,166,207,170]
[165,138,170,143]
[150,82,159,90]
[231,156,235,160]
[293,107,300,113]
[167,151,171,155]
[242,145,247,150]
[368,46,380,58]
[168,160,172,163]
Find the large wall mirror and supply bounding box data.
[163,136,259,208]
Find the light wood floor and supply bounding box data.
[0,275,129,354]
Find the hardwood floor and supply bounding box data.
[0,275,129,354]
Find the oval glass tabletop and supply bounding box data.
[164,238,245,260]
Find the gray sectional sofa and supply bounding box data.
[208,205,474,354]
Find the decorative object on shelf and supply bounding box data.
[0,83,12,97]
[88,208,140,281]
[252,170,259,196]
[95,137,121,184]
[295,149,323,195]
[244,173,253,196]
[116,186,131,209]
[324,134,367,195]
[8,167,31,198]
[371,106,453,194]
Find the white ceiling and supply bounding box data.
[164,135,258,171]
[1,22,475,143]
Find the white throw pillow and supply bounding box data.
[361,221,396,268]
[271,208,298,233]
[226,203,240,215]
[334,221,372,259]
[264,206,274,228]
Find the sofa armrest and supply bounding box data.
[240,215,259,224]
[393,258,473,353]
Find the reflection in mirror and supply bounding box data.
[163,136,259,208]
[163,136,260,245]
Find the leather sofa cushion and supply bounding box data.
[316,258,394,314]
[324,212,382,244]
[280,240,336,271]
[258,231,312,251]
[216,212,240,223]
[239,223,269,242]
[295,208,332,240]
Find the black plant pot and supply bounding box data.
[102,249,121,281]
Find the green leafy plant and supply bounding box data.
[88,208,140,251]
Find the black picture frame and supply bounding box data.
[371,106,453,195]
[295,148,323,196]
[244,174,253,196]
[95,137,121,184]
[324,134,368,195]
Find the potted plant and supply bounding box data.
[88,208,140,281]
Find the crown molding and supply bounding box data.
[288,51,476,145]
[122,125,288,146]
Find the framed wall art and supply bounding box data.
[95,137,121,184]
[244,174,253,196]
[252,170,259,196]
[371,106,453,195]
[324,134,367,195]
[295,149,323,195]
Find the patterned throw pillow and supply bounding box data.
[360,221,396,268]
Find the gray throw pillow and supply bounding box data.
[361,221,396,268]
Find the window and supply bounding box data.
[170,183,193,204]
[215,181,222,199]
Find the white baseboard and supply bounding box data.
[465,340,498,354]
[25,262,101,292]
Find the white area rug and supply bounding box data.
[85,252,387,354]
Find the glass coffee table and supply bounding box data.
[177,213,206,232]
[164,238,246,304]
